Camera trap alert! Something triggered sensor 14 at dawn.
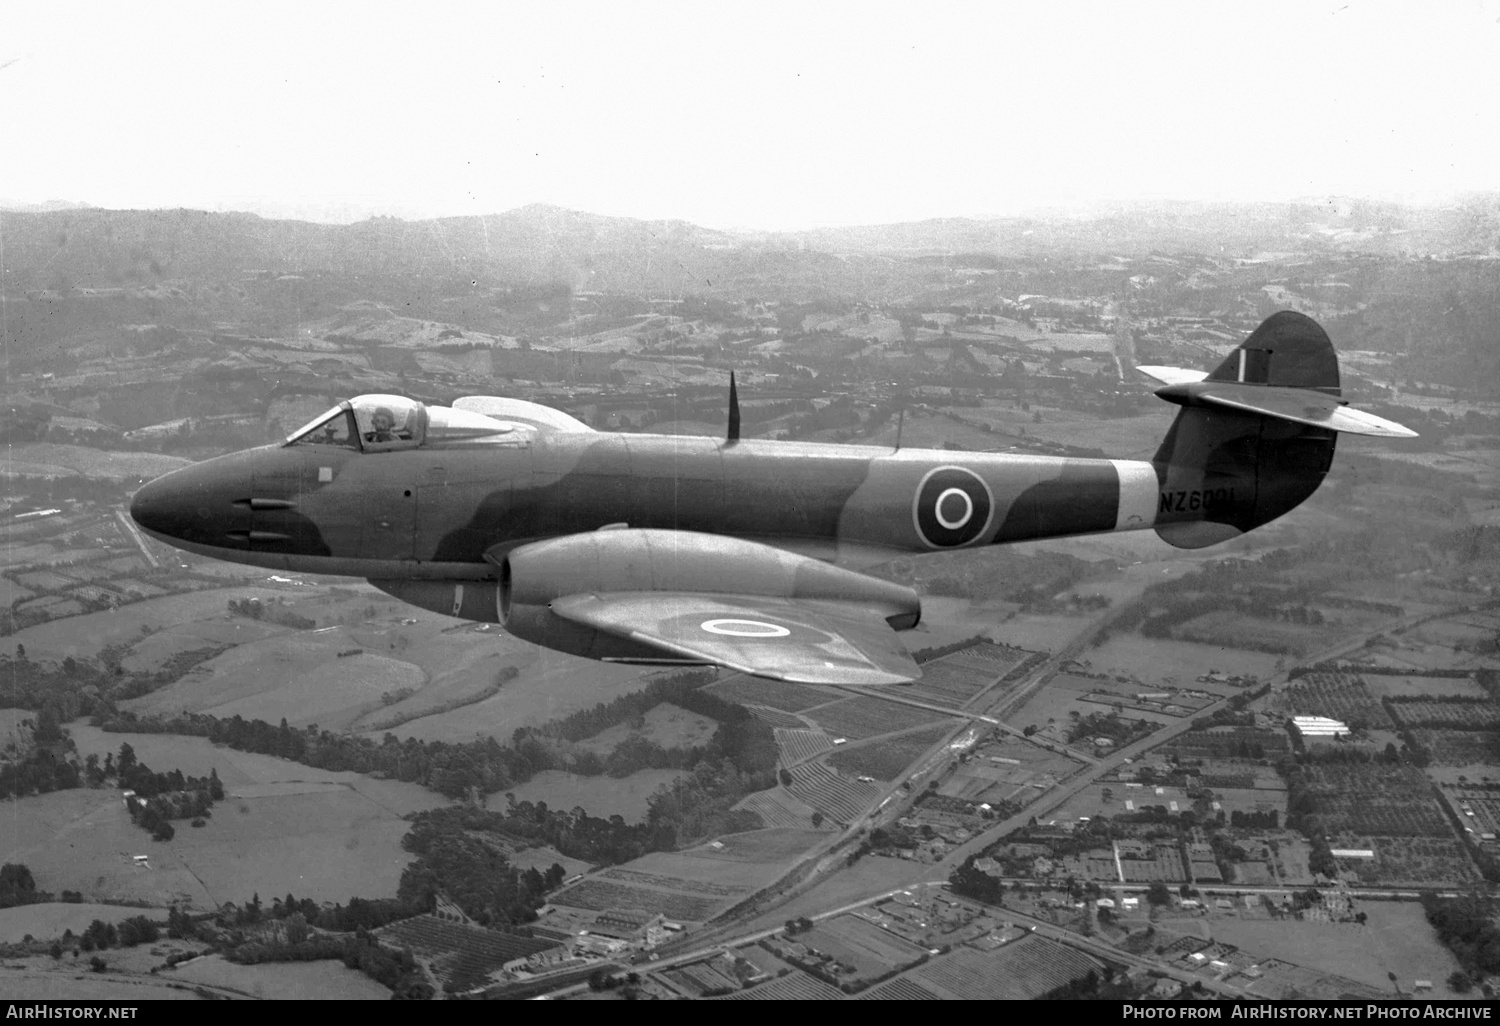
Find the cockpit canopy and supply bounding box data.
[286,395,527,452]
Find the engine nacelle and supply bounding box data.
[492,529,920,663]
[376,529,921,667]
[498,528,920,626]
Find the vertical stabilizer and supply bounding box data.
[1151,311,1340,549]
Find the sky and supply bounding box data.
[3,1,1499,230]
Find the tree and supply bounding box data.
[1147,882,1172,906]
[1449,970,1472,994]
[778,768,792,786]
[810,811,823,828]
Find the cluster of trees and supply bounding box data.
[1421,893,1500,981]
[1276,759,1340,879]
[226,597,315,630]
[398,809,568,925]
[1227,809,1280,829]
[222,930,430,999]
[0,746,81,799]
[99,668,769,815]
[948,856,1004,904]
[102,743,224,840]
[0,864,46,909]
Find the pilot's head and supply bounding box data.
[372,408,395,432]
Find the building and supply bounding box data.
[1292,715,1350,738]
[587,908,664,944]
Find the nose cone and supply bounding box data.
[130,450,258,547]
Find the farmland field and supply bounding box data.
[788,762,881,823]
[1086,634,1283,684]
[3,444,191,480]
[549,878,725,922]
[1362,674,1489,700]
[0,967,201,1000]
[487,768,686,824]
[914,936,1103,1000]
[735,787,827,830]
[1174,611,1332,656]
[855,976,945,999]
[124,634,424,733]
[599,868,747,897]
[751,707,808,729]
[682,828,828,865]
[1389,701,1500,730]
[165,952,392,999]
[375,914,557,990]
[1412,729,1499,766]
[1305,764,1452,837]
[1332,836,1480,887]
[380,651,655,742]
[1286,674,1394,729]
[7,586,300,662]
[712,971,844,1000]
[803,697,948,740]
[705,676,839,713]
[1208,902,1466,997]
[775,727,833,764]
[817,914,929,972]
[825,723,959,781]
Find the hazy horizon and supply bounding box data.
[5,1,1499,231]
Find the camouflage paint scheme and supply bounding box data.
[129,312,1405,682]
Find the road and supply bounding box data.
[664,596,1486,989]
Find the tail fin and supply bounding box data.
[1147,311,1414,549]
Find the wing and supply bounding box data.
[549,592,921,685]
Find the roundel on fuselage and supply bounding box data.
[912,466,993,548]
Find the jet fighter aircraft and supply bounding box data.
[130,311,1413,686]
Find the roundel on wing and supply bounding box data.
[912,466,993,548]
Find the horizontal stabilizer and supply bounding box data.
[550,591,920,685]
[452,396,595,434]
[1137,365,1209,386]
[1176,382,1418,438]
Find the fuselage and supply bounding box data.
[130,428,1173,580]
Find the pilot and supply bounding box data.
[368,408,396,443]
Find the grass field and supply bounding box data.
[705,676,840,713]
[486,768,685,823]
[915,936,1104,1000]
[1365,675,1489,700]
[1208,902,1464,997]
[384,651,655,743]
[0,968,200,1000]
[166,953,391,999]
[550,878,725,922]
[803,697,947,740]
[119,619,285,673]
[3,444,191,481]
[825,723,958,781]
[1085,634,1282,685]
[8,586,300,663]
[16,725,447,909]
[123,634,425,732]
[1174,611,1333,657]
[577,703,719,755]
